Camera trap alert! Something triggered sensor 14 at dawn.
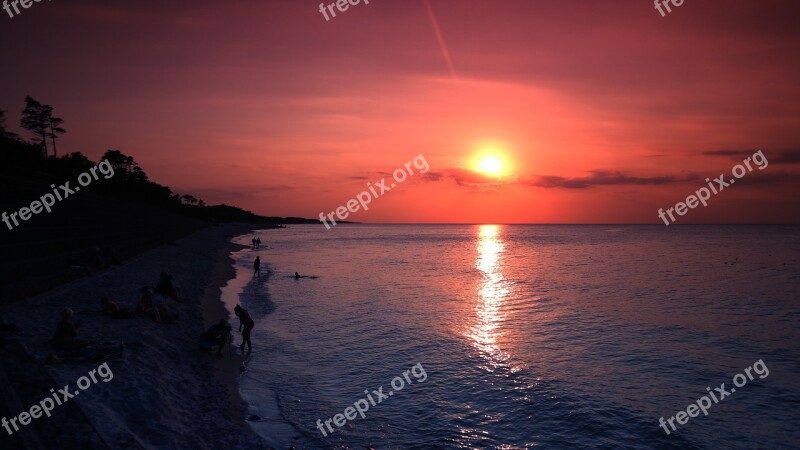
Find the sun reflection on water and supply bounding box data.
[468,224,512,365]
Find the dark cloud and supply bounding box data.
[703,149,800,164]
[524,169,798,190]
[726,171,800,187]
[525,171,699,189]
[423,168,704,190]
[259,185,296,192]
[704,149,757,157]
[772,151,800,164]
[423,168,505,187]
[421,172,444,182]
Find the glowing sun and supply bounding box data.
[478,155,503,176]
[470,142,512,178]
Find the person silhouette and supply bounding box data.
[234,305,254,352]
[294,272,301,279]
[253,256,261,277]
[251,237,257,249]
[256,237,261,248]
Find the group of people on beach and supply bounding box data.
[44,229,281,364]
[202,235,266,356]
[49,271,182,354]
[52,233,312,360]
[200,234,314,357]
[199,305,254,357]
[47,266,256,360]
[134,272,180,324]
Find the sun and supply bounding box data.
[478,155,503,176]
[470,142,512,178]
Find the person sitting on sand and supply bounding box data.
[100,297,120,314]
[136,291,162,322]
[51,308,90,351]
[199,320,232,357]
[233,305,254,352]
[157,271,179,300]
[99,297,134,319]
[151,291,178,323]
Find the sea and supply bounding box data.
[219,224,800,449]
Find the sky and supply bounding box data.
[1,0,799,224]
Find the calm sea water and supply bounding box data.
[220,225,800,449]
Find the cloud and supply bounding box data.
[726,171,800,187]
[525,171,699,189]
[421,172,444,182]
[703,149,800,164]
[423,167,705,190]
[423,168,505,187]
[523,168,798,190]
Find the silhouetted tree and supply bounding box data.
[0,109,18,140]
[20,96,51,157]
[102,149,149,182]
[181,194,199,206]
[55,152,94,173]
[46,112,66,158]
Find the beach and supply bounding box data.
[2,0,798,447]
[0,223,269,449]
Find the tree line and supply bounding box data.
[0,96,201,208]
[0,96,315,224]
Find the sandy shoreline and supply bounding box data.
[0,223,271,449]
[200,230,255,440]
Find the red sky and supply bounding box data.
[1,0,799,223]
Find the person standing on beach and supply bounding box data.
[252,237,257,249]
[256,237,261,248]
[254,256,261,277]
[234,305,255,352]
